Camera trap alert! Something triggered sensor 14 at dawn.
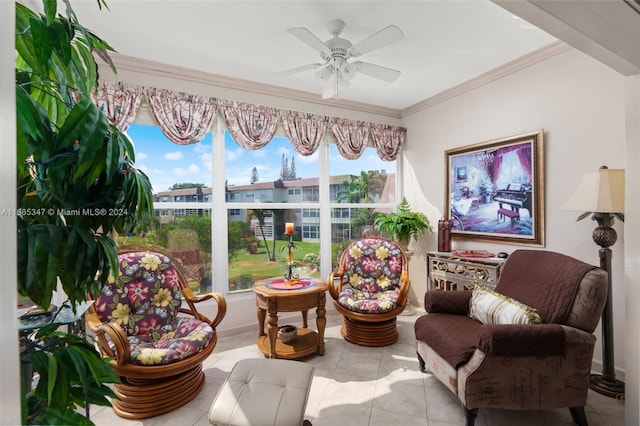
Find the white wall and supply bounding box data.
[0,1,21,424]
[402,48,627,377]
[624,74,640,425]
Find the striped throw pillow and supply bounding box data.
[469,284,541,325]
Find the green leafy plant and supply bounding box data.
[303,253,320,271]
[15,0,153,423]
[23,325,120,425]
[374,197,432,248]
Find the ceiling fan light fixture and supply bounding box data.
[340,62,360,81]
[315,66,333,81]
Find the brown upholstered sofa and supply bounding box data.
[414,250,608,426]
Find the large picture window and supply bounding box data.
[122,123,214,294]
[122,122,399,296]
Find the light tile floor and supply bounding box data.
[90,312,625,426]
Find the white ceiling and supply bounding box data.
[70,0,559,111]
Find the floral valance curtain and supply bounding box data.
[220,100,279,150]
[144,87,217,145]
[91,80,143,132]
[280,111,328,156]
[370,123,406,161]
[95,79,407,159]
[330,118,370,160]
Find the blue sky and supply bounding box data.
[126,123,395,193]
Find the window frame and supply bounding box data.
[127,116,401,300]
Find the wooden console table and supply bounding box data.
[427,251,505,291]
[253,277,327,359]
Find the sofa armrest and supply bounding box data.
[424,290,472,315]
[476,323,565,357]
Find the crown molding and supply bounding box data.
[99,54,403,119]
[98,41,571,121]
[401,41,572,117]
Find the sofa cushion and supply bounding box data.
[414,313,484,368]
[495,250,597,324]
[469,284,541,325]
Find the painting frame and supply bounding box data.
[444,130,545,246]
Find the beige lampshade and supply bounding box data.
[560,166,625,213]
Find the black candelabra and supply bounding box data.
[284,234,299,282]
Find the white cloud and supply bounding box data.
[165,151,184,160]
[297,151,318,164]
[193,143,211,154]
[201,152,213,173]
[173,164,200,176]
[136,152,148,160]
[226,148,243,161]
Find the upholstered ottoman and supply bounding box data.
[209,358,315,426]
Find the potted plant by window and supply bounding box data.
[373,197,433,251]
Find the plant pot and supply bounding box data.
[397,237,410,252]
[277,325,297,343]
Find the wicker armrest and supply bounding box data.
[327,271,345,300]
[85,312,131,366]
[180,289,227,328]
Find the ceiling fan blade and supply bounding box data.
[356,61,401,82]
[287,27,332,57]
[276,62,326,76]
[350,25,404,57]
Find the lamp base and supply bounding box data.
[589,374,625,400]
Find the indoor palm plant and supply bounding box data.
[373,197,432,249]
[16,0,153,424]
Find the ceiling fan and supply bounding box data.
[282,19,404,99]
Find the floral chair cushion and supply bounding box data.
[338,238,404,313]
[338,285,399,313]
[95,251,214,365]
[112,317,213,366]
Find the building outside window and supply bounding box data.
[123,123,397,295]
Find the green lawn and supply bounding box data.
[229,239,322,290]
[117,232,353,292]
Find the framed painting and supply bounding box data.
[445,130,545,246]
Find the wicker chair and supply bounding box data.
[85,246,226,419]
[328,236,410,346]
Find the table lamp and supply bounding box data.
[560,165,625,399]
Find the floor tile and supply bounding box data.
[90,312,627,426]
[368,407,427,426]
[372,376,427,417]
